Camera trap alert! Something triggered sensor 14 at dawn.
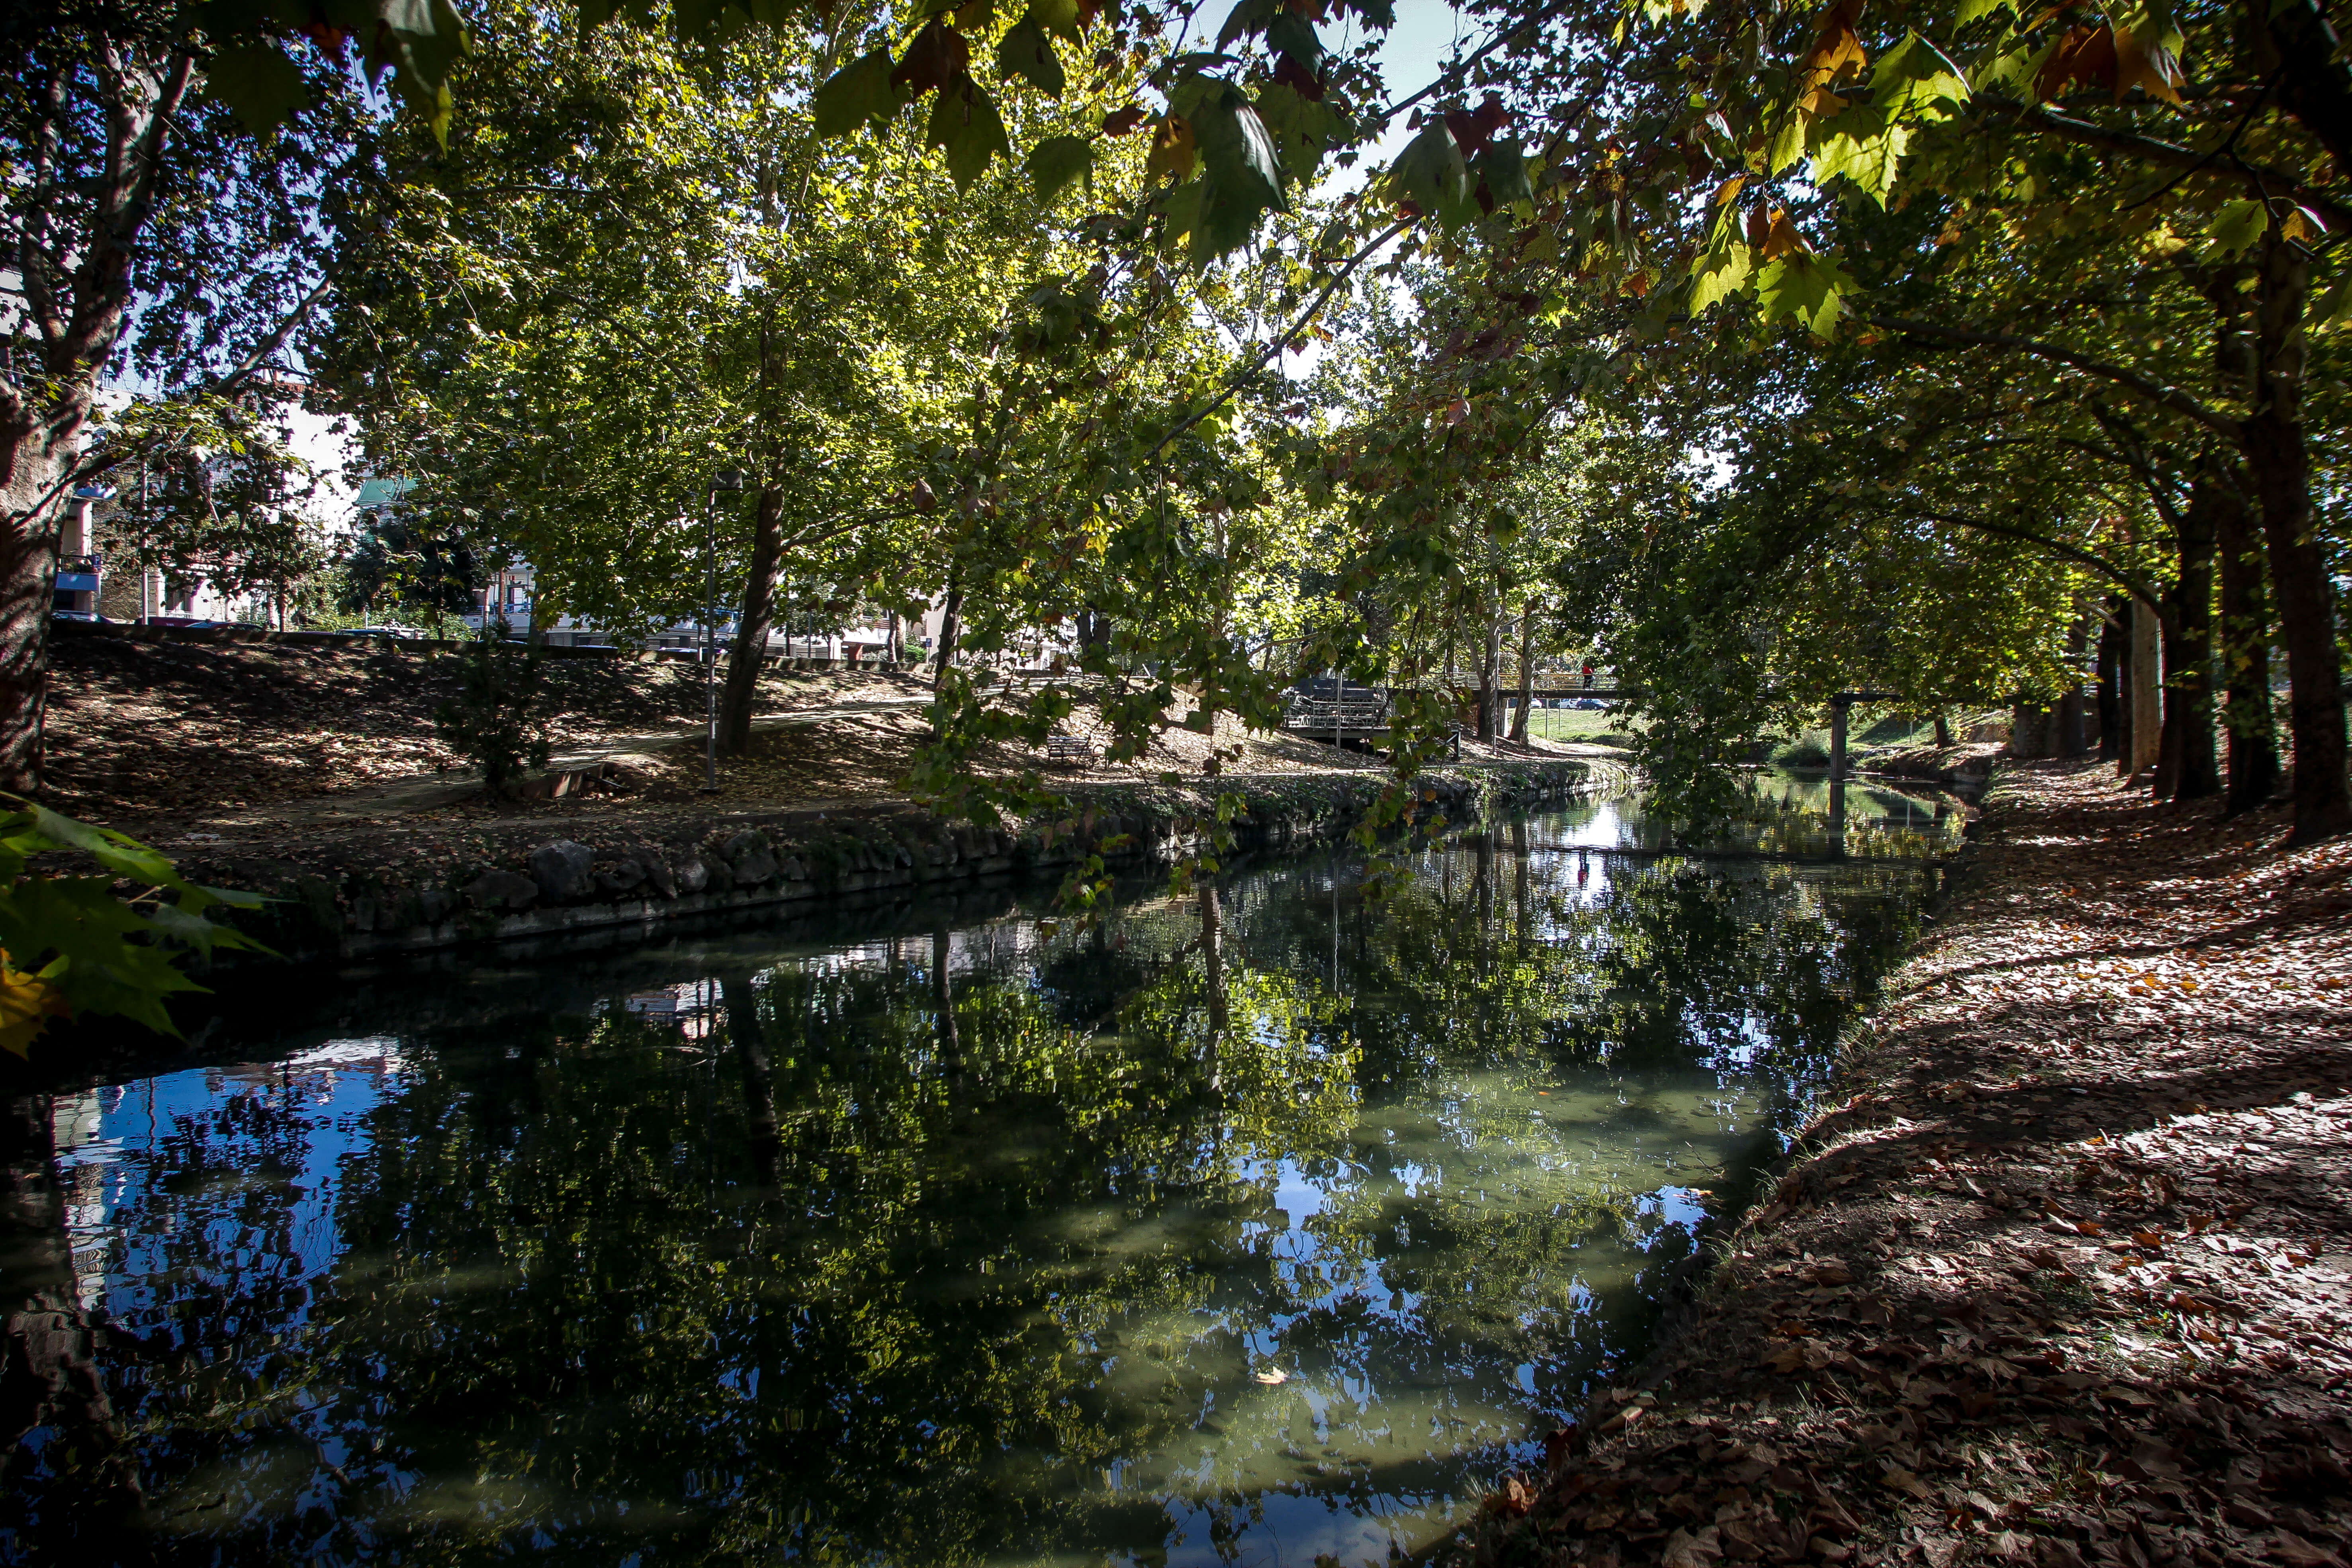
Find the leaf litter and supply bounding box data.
[1452,759,2352,1568]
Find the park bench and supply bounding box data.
[1281,678,1392,746]
[1046,734,1097,769]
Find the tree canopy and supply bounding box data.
[5,0,2346,844]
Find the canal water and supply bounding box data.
[3,776,1959,1566]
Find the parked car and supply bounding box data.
[1571,698,1606,711]
[51,610,111,624]
[143,615,220,628]
[347,626,425,639]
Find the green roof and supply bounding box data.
[354,476,413,507]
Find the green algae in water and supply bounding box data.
[4,781,1959,1566]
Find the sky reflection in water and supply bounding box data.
[6,779,1958,1566]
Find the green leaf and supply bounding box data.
[1154,179,1208,258]
[1029,0,1083,41]
[1690,240,1755,313]
[1216,0,1277,48]
[203,42,312,140]
[1389,121,1469,217]
[360,0,470,147]
[1955,0,2014,22]
[1194,86,1284,203]
[1266,10,1324,64]
[1027,133,1095,203]
[2203,198,2269,258]
[927,73,1011,191]
[1474,137,1534,208]
[1767,108,1809,176]
[2309,264,2352,331]
[1872,31,1970,118]
[813,48,897,138]
[1254,80,1348,184]
[1755,252,1856,337]
[1191,174,1275,263]
[997,14,1066,97]
[30,805,185,891]
[1809,106,1912,206]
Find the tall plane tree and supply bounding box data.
[0,2,470,791]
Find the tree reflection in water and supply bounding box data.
[1,786,1954,1566]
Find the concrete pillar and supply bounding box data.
[1829,697,1850,781]
[2129,596,2162,779]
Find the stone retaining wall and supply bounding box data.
[215,759,1623,965]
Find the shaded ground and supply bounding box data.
[592,693,1575,809]
[1462,759,2352,1568]
[41,633,927,828]
[42,632,1610,845]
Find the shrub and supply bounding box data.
[434,637,552,796]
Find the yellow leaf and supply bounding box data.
[2111,24,2185,106]
[0,958,71,1060]
[1147,115,1196,183]
[1758,206,1808,260]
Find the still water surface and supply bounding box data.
[6,777,1958,1566]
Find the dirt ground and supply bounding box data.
[39,631,1591,838]
[1463,759,2352,1568]
[39,632,926,825]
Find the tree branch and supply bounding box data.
[1971,93,2352,233]
[13,272,338,530]
[1900,505,2175,630]
[1372,2,1573,123]
[1865,314,2241,440]
[1148,218,1410,460]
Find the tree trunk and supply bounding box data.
[2057,613,2089,757]
[932,574,963,692]
[722,974,781,1184]
[2211,462,2281,812]
[1475,600,1500,742]
[931,925,959,1061]
[0,423,78,793]
[2128,596,2162,779]
[0,50,191,795]
[2165,475,2222,801]
[1077,604,1110,659]
[2241,233,2350,841]
[2154,618,2182,799]
[0,1093,147,1551]
[1199,882,1228,1041]
[1933,711,1953,749]
[2259,0,2352,185]
[2095,597,2126,762]
[718,484,787,753]
[1509,602,1535,743]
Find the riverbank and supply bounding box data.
[151,753,1630,968]
[1462,759,2352,1568]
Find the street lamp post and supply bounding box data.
[705,468,746,792]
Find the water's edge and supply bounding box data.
[206,758,1631,966]
[1424,778,1995,1566]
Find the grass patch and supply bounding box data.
[1523,707,1638,746]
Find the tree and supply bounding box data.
[0,3,464,786]
[93,390,335,627]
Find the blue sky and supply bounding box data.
[1337,0,1480,184]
